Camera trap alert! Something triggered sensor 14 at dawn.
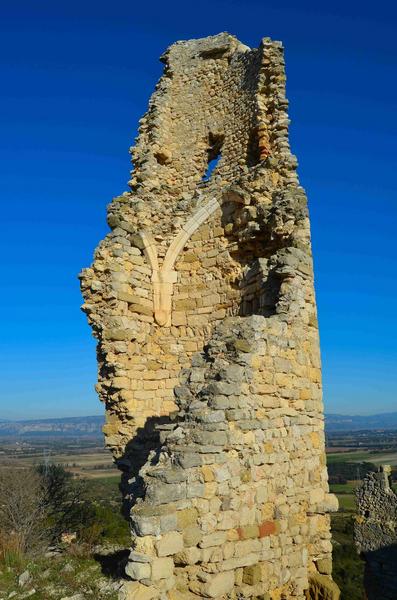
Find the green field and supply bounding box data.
[335,494,356,511]
[329,481,358,513]
[326,450,397,465]
[329,482,358,494]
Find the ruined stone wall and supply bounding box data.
[355,465,397,600]
[80,33,339,600]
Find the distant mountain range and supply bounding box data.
[0,412,396,437]
[0,415,104,437]
[325,412,397,432]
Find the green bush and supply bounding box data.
[79,504,130,546]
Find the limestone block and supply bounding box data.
[172,311,187,326]
[119,581,159,600]
[183,525,202,547]
[160,512,178,533]
[145,482,187,505]
[243,564,262,585]
[125,560,151,580]
[134,536,156,557]
[316,558,332,575]
[202,571,235,598]
[235,539,261,557]
[238,524,260,539]
[309,488,325,506]
[201,465,215,482]
[220,553,259,570]
[131,514,161,537]
[174,546,201,565]
[199,531,228,548]
[155,531,183,556]
[151,557,174,581]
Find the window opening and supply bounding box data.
[202,132,224,182]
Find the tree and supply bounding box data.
[0,468,49,557]
[36,463,94,543]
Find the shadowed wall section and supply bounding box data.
[80,33,339,600]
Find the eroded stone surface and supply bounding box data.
[80,32,338,600]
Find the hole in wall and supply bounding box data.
[247,128,261,167]
[199,46,229,60]
[202,132,224,181]
[239,260,282,318]
[202,155,221,181]
[154,149,172,165]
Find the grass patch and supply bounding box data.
[329,482,358,495]
[336,494,356,512]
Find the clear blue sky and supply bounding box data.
[1,1,396,419]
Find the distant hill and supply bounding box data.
[325,412,397,431]
[0,415,104,437]
[1,412,396,438]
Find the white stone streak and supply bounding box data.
[138,199,221,326]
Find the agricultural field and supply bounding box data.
[326,449,397,465]
[0,438,117,478]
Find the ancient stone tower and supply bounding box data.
[80,33,339,600]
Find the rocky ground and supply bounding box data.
[0,547,127,600]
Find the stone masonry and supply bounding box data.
[355,465,397,599]
[80,33,339,599]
